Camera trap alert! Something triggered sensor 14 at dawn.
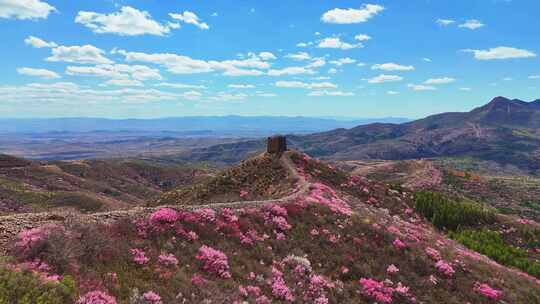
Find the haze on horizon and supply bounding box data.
[1,0,539,119]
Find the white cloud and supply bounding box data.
[371,62,414,71]
[285,52,311,61]
[211,12,218,17]
[308,90,354,97]
[459,19,485,30]
[436,19,455,26]
[423,58,432,62]
[209,92,248,102]
[330,57,356,66]
[66,64,162,81]
[307,58,326,68]
[368,74,403,84]
[24,36,57,48]
[47,45,113,64]
[502,77,512,81]
[105,79,143,87]
[267,67,315,76]
[180,90,202,100]
[76,6,176,36]
[387,90,399,95]
[462,46,536,60]
[296,42,313,47]
[0,82,191,105]
[423,77,455,85]
[318,37,360,50]
[228,84,255,89]
[169,11,209,30]
[275,81,337,89]
[256,92,277,98]
[155,83,206,89]
[328,68,338,74]
[357,62,366,67]
[116,49,269,76]
[354,34,371,41]
[0,0,55,20]
[321,4,384,24]
[17,67,60,79]
[258,52,276,60]
[459,87,472,91]
[408,84,436,91]
[529,75,540,79]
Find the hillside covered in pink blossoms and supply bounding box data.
[1,151,539,303]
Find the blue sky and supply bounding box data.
[0,0,539,119]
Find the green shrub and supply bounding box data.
[414,191,495,231]
[0,264,77,303]
[449,229,540,278]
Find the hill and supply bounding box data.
[0,155,211,214]
[175,97,540,174]
[0,150,538,303]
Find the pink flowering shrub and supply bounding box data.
[271,267,295,302]
[195,245,231,278]
[194,208,216,223]
[425,247,442,261]
[158,253,178,266]
[76,291,117,304]
[435,260,455,277]
[359,278,393,304]
[149,208,178,227]
[130,248,149,265]
[13,224,61,259]
[393,238,407,250]
[387,264,399,274]
[474,282,503,300]
[143,291,162,304]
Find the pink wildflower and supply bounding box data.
[271,275,295,302]
[435,260,455,277]
[387,264,399,274]
[196,245,231,279]
[341,266,349,274]
[393,238,407,250]
[429,275,438,285]
[130,248,149,265]
[158,253,178,266]
[149,208,178,226]
[191,273,207,286]
[474,282,503,300]
[143,291,162,304]
[195,208,216,223]
[240,190,249,198]
[425,247,442,261]
[395,282,409,295]
[255,295,271,304]
[359,278,393,304]
[310,229,319,236]
[76,291,117,304]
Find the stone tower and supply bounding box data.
[267,135,287,154]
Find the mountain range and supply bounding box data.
[175,97,540,174]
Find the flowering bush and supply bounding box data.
[158,253,178,266]
[149,208,178,226]
[194,208,216,223]
[195,245,231,278]
[13,224,61,259]
[271,268,295,302]
[393,238,407,250]
[387,264,399,274]
[130,248,149,265]
[76,291,117,304]
[435,260,455,277]
[425,247,442,261]
[474,282,503,300]
[143,291,162,304]
[359,278,393,304]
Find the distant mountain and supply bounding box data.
[175,97,540,174]
[0,116,410,135]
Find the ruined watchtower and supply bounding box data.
[267,135,287,154]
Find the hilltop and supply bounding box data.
[0,150,538,303]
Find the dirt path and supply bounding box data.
[0,151,312,254]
